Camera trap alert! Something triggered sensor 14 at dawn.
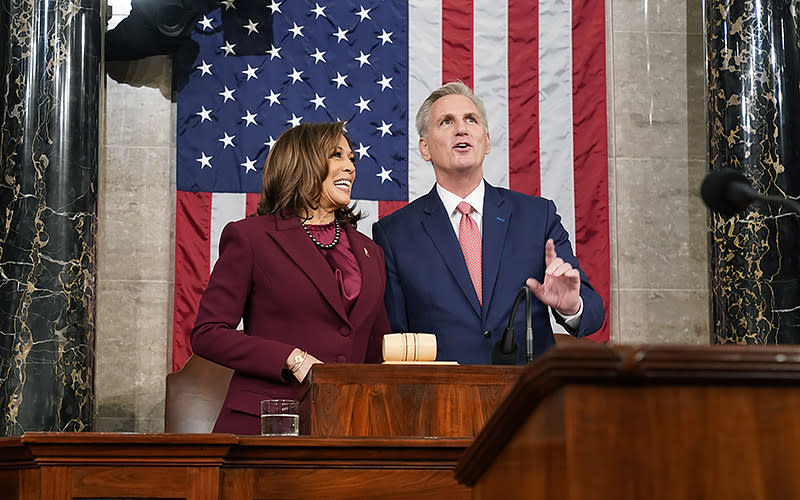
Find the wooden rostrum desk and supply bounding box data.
[0,363,522,500]
[456,344,800,500]
[0,433,471,500]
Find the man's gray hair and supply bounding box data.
[415,81,490,138]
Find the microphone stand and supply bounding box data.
[492,286,534,365]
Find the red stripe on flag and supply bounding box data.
[246,192,260,217]
[507,0,540,196]
[442,0,473,86]
[572,0,610,342]
[172,191,212,371]
[379,200,408,218]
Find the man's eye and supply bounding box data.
[441,118,451,125]
[467,117,477,123]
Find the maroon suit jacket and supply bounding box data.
[190,213,391,434]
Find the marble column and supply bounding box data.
[706,0,800,344]
[0,0,102,434]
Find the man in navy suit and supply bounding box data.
[372,82,605,365]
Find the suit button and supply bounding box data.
[483,330,492,338]
[336,355,348,363]
[339,326,351,337]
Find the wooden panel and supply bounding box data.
[187,467,222,500]
[40,467,70,500]
[71,466,189,497]
[0,433,235,500]
[228,436,472,464]
[222,437,472,500]
[18,432,237,465]
[224,468,469,500]
[472,391,567,500]
[0,469,40,500]
[0,440,39,500]
[308,364,522,437]
[224,437,472,500]
[565,385,800,500]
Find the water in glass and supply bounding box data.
[261,412,299,436]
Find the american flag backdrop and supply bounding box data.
[172,0,609,371]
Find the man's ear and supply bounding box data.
[419,137,431,161]
[485,130,491,155]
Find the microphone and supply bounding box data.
[700,168,800,217]
[492,286,534,365]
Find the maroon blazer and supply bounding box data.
[190,213,391,435]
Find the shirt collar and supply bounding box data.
[436,180,485,216]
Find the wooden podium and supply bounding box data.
[456,343,800,500]
[305,364,523,437]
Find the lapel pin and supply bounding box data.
[496,217,506,223]
[364,248,370,258]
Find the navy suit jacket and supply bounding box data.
[372,182,604,365]
[191,213,391,434]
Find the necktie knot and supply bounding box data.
[457,201,473,216]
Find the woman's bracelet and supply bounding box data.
[290,350,307,373]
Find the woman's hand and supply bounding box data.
[286,348,323,383]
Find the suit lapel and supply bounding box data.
[481,183,511,322]
[268,215,349,324]
[420,188,482,316]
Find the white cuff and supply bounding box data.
[556,297,583,330]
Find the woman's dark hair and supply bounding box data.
[256,122,362,226]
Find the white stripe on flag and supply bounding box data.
[540,0,575,335]
[474,0,509,190]
[408,0,442,202]
[210,193,246,272]
[355,200,379,239]
[538,0,576,242]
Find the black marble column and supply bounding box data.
[706,0,800,344]
[0,0,101,434]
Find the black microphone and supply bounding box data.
[492,286,534,365]
[700,168,800,217]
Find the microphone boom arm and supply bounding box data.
[492,286,534,365]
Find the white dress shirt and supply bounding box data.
[437,181,485,237]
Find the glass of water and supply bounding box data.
[260,399,300,436]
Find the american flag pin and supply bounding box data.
[364,248,370,258]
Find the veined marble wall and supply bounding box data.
[95,0,709,430]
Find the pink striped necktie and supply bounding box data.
[457,201,482,305]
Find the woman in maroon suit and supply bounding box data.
[191,122,391,434]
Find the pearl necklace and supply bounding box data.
[303,219,341,249]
